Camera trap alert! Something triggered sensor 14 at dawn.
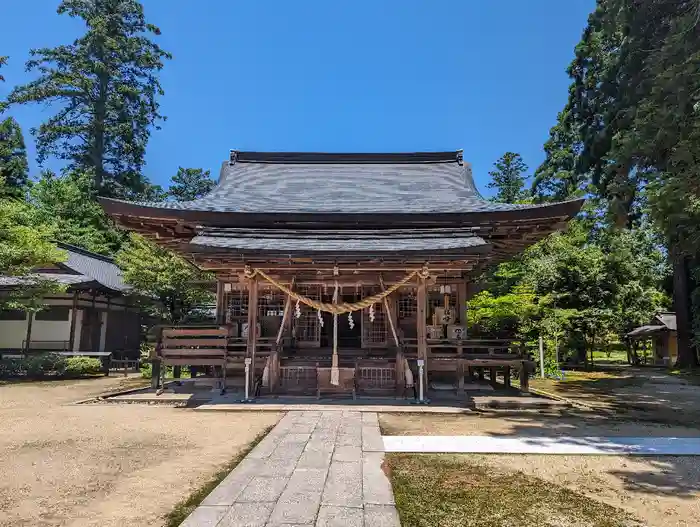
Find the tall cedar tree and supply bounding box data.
[0,56,30,198]
[534,0,700,366]
[7,0,171,197]
[168,167,215,201]
[487,152,529,204]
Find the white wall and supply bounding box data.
[0,317,29,349]
[31,319,71,344]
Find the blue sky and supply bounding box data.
[1,1,594,195]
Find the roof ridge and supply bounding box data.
[56,242,117,264]
[230,150,463,165]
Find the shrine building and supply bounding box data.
[100,150,583,398]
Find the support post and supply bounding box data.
[380,275,400,348]
[417,359,425,402]
[24,311,34,353]
[68,290,78,351]
[246,277,259,396]
[416,278,428,381]
[216,280,226,324]
[457,279,468,324]
[539,336,545,379]
[244,357,251,401]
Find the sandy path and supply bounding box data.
[0,378,281,527]
[380,412,700,527]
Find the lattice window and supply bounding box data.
[258,288,285,318]
[224,287,248,319]
[362,286,387,344]
[398,290,417,320]
[293,285,320,342]
[428,285,458,312]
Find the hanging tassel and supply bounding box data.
[294,299,301,318]
[369,304,375,323]
[331,281,340,386]
[348,312,354,329]
[317,309,324,327]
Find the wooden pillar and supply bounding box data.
[246,277,259,389]
[416,278,428,389]
[216,281,226,324]
[380,275,400,348]
[24,311,34,353]
[520,362,529,392]
[457,279,468,325]
[68,290,79,351]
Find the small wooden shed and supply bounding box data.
[626,312,678,366]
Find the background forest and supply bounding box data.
[1,0,698,368]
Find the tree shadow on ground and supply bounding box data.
[475,410,700,499]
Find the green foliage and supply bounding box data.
[471,212,668,363]
[64,356,102,376]
[0,354,102,378]
[0,194,66,310]
[0,56,29,199]
[467,285,538,339]
[168,167,215,201]
[533,0,700,366]
[6,0,171,197]
[29,171,124,255]
[487,152,529,203]
[116,233,214,323]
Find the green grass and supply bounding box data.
[164,425,274,527]
[386,454,641,527]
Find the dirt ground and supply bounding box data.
[0,377,281,527]
[528,367,700,425]
[380,412,700,527]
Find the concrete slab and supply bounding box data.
[364,504,401,527]
[382,435,700,455]
[321,461,363,508]
[362,452,395,506]
[180,505,228,527]
[315,505,364,527]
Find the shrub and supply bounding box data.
[23,353,66,377]
[0,358,23,377]
[64,356,103,377]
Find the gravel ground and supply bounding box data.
[380,412,700,527]
[0,377,281,527]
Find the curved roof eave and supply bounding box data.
[99,197,585,226]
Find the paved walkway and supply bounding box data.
[182,411,400,527]
[383,435,700,455]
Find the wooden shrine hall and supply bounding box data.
[100,150,583,399]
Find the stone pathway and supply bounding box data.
[182,411,400,527]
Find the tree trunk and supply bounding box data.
[92,66,108,192]
[672,246,698,368]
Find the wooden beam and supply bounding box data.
[416,277,428,389]
[68,290,79,351]
[379,275,400,348]
[215,280,226,324]
[457,280,468,325]
[246,277,259,390]
[275,277,296,346]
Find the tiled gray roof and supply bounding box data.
[56,243,129,292]
[189,230,488,254]
[107,151,540,214]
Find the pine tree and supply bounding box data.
[0,56,29,199]
[7,1,171,197]
[168,167,215,201]
[487,152,529,204]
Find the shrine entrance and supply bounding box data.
[319,293,362,349]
